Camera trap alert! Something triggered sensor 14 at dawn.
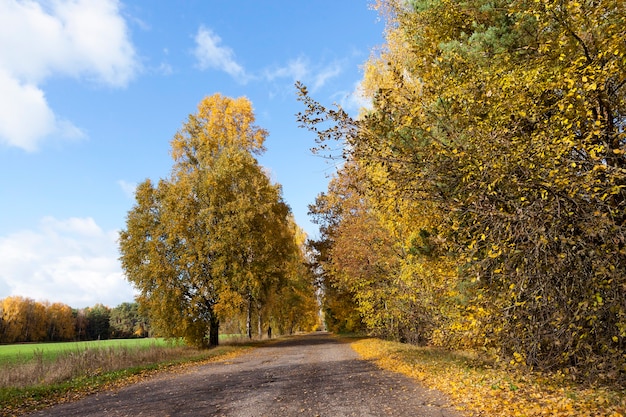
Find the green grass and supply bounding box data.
[0,335,254,416]
[0,338,174,365]
[0,346,249,417]
[0,335,246,365]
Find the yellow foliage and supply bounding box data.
[352,338,626,417]
[299,0,626,384]
[170,94,267,168]
[121,94,313,346]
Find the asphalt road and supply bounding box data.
[25,332,464,417]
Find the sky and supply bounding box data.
[0,0,384,308]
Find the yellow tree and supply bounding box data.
[207,146,297,338]
[45,302,75,341]
[361,0,626,377]
[300,0,626,380]
[307,165,365,334]
[120,94,306,346]
[306,156,453,342]
[266,219,320,335]
[0,297,48,343]
[322,162,403,338]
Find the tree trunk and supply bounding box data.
[257,302,263,338]
[209,314,219,347]
[246,295,252,339]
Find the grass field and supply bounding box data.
[0,335,247,365]
[0,338,174,364]
[0,335,253,416]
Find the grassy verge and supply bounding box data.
[0,341,252,417]
[351,338,625,417]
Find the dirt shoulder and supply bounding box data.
[23,332,464,417]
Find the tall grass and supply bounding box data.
[0,342,195,389]
[0,339,252,416]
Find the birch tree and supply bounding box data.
[120,94,306,346]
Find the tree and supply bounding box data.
[45,302,75,342]
[307,163,368,335]
[0,296,47,343]
[368,0,626,376]
[120,94,306,347]
[306,159,450,342]
[299,0,626,381]
[120,171,222,348]
[86,304,111,340]
[73,308,88,341]
[110,302,150,338]
[266,220,320,335]
[207,146,295,339]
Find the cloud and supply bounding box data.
[193,26,247,83]
[118,179,137,199]
[0,0,139,151]
[263,56,344,92]
[263,57,309,83]
[192,25,344,91]
[311,62,343,91]
[156,62,173,76]
[0,70,85,151]
[0,216,136,308]
[335,80,373,117]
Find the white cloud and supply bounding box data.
[193,26,247,83]
[263,56,309,82]
[0,216,136,308]
[336,80,373,117]
[117,179,137,199]
[0,0,138,151]
[311,62,343,91]
[156,62,173,76]
[263,56,343,92]
[192,25,344,91]
[0,69,84,151]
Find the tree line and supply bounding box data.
[0,297,149,344]
[299,0,626,384]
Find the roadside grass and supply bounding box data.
[351,338,626,417]
[0,337,251,416]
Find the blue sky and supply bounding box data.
[0,0,383,308]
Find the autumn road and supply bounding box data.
[26,332,463,417]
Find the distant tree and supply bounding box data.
[110,302,149,338]
[85,304,111,340]
[45,302,75,342]
[73,308,88,341]
[264,220,320,336]
[0,296,48,343]
[307,170,367,335]
[0,306,4,343]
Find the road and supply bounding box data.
[26,332,464,417]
